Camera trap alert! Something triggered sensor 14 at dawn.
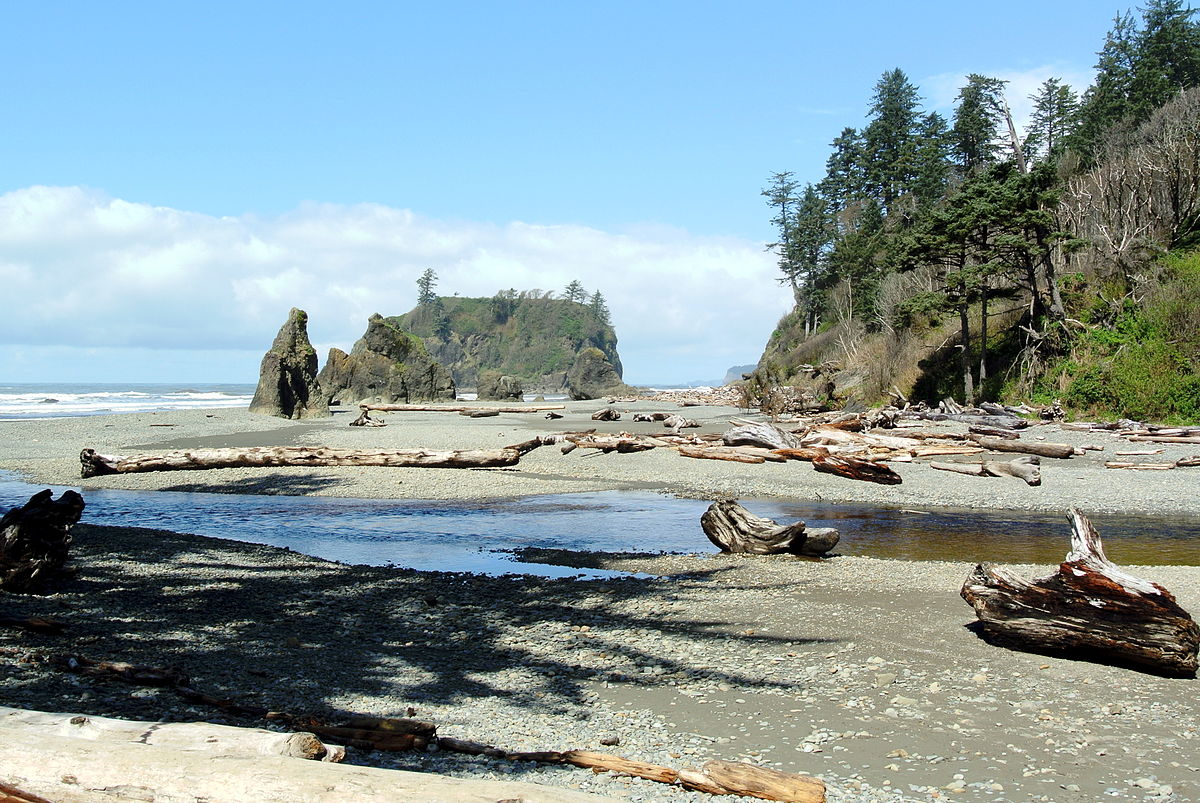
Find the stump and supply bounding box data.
[700,500,839,557]
[0,490,85,594]
[961,509,1200,676]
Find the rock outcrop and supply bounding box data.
[566,347,635,400]
[317,314,455,406]
[476,371,523,401]
[249,308,330,419]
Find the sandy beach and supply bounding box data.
[2,402,1199,802]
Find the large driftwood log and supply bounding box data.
[722,422,801,451]
[811,455,902,485]
[359,403,565,413]
[968,435,1075,459]
[0,490,85,594]
[961,509,1200,676]
[700,500,838,556]
[0,706,343,762]
[0,730,606,803]
[929,456,1041,486]
[678,446,785,464]
[80,442,547,477]
[437,738,825,802]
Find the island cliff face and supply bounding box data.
[317,314,455,406]
[390,294,626,396]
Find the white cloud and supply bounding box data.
[0,186,788,384]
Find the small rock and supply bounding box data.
[600,734,620,746]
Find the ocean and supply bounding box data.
[0,383,257,420]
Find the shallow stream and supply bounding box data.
[3,472,1199,576]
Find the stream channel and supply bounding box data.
[3,472,1199,578]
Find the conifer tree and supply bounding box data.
[563,280,588,304]
[1025,78,1080,162]
[762,171,802,299]
[589,291,611,326]
[951,74,1008,174]
[862,69,922,212]
[820,128,867,213]
[416,268,439,306]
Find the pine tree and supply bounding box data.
[1025,78,1080,162]
[563,280,588,304]
[911,112,952,207]
[951,74,1008,174]
[820,128,867,213]
[589,291,611,326]
[1129,0,1200,120]
[416,268,439,306]
[862,69,923,212]
[762,171,802,300]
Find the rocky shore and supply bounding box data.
[1,402,1199,801]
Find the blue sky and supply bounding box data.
[0,1,1118,384]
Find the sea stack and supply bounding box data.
[249,308,330,419]
[566,347,635,400]
[318,314,455,405]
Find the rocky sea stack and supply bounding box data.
[566,347,635,400]
[317,314,455,406]
[248,308,330,419]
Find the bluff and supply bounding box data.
[318,314,455,406]
[389,293,627,395]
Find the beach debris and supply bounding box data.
[436,737,826,802]
[701,499,839,556]
[545,410,563,420]
[591,407,621,421]
[79,440,551,477]
[679,445,779,464]
[812,455,903,485]
[349,408,387,427]
[961,509,1200,677]
[458,409,500,418]
[662,414,699,430]
[358,403,565,413]
[0,616,66,634]
[0,489,85,594]
[722,421,801,451]
[631,412,671,422]
[930,456,1042,486]
[967,434,1077,459]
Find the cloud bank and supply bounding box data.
[0,186,787,384]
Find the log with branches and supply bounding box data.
[812,455,902,485]
[961,509,1200,677]
[0,490,85,594]
[700,500,838,556]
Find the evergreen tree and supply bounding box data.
[589,291,611,326]
[1129,0,1200,120]
[1025,78,1080,162]
[951,74,1008,174]
[563,280,588,304]
[862,69,923,212]
[820,128,867,213]
[789,184,835,328]
[762,171,802,299]
[416,268,439,306]
[911,112,952,207]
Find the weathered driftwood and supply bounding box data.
[0,616,65,635]
[545,410,564,420]
[1127,434,1200,444]
[349,408,387,427]
[968,424,1021,440]
[359,403,565,413]
[458,409,500,418]
[771,446,831,462]
[437,737,825,802]
[663,414,699,430]
[632,412,672,422]
[722,422,801,451]
[80,443,546,477]
[678,446,765,464]
[961,509,1200,677]
[0,730,602,803]
[700,500,838,556]
[0,706,343,762]
[567,435,655,454]
[812,455,902,485]
[908,411,1030,429]
[968,434,1075,459]
[0,490,85,594]
[591,408,621,421]
[929,456,1041,486]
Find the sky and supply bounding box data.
[0,1,1118,385]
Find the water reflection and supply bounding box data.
[2,472,1197,573]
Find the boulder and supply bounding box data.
[318,314,455,406]
[476,371,524,402]
[566,347,635,400]
[249,308,330,419]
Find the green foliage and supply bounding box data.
[893,291,947,330]
[416,268,438,306]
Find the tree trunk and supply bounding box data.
[961,509,1200,677]
[700,499,838,556]
[0,706,342,762]
[81,443,545,477]
[979,284,989,388]
[959,301,974,405]
[0,490,85,594]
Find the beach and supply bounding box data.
[1,401,1199,802]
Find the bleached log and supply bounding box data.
[360,404,565,413]
[0,729,608,803]
[80,443,546,477]
[1127,435,1200,444]
[961,509,1200,677]
[930,456,1041,485]
[968,435,1075,459]
[0,706,342,762]
[663,414,699,430]
[700,499,837,556]
[812,455,902,485]
[349,409,387,427]
[771,447,831,462]
[678,446,766,464]
[458,409,500,418]
[591,408,621,421]
[722,422,801,451]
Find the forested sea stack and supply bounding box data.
[317,314,455,406]
[248,308,330,419]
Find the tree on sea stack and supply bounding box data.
[248,308,331,420]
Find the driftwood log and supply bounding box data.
[349,408,387,427]
[929,456,1041,486]
[0,706,343,762]
[437,737,825,802]
[0,490,85,594]
[591,408,621,421]
[722,422,801,451]
[812,455,902,485]
[359,404,565,413]
[968,435,1075,459]
[678,445,783,464]
[700,500,838,556]
[961,509,1200,677]
[80,441,548,477]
